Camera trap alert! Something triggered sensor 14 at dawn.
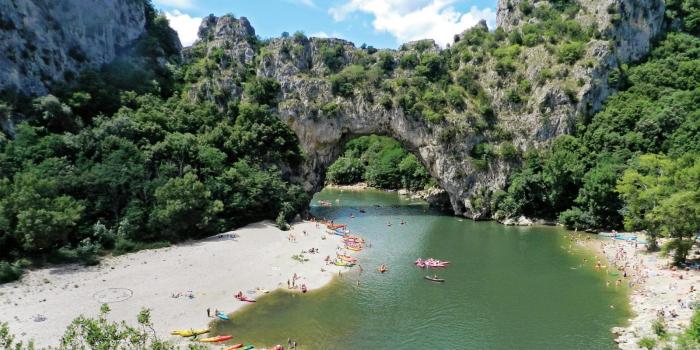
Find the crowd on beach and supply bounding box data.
[568,231,700,348]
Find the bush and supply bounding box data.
[276,212,290,231]
[321,102,341,117]
[244,77,281,106]
[652,316,667,337]
[319,42,345,71]
[0,260,28,284]
[558,42,585,64]
[399,53,419,69]
[76,238,101,266]
[637,337,656,350]
[114,238,170,256]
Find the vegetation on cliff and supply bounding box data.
[495,1,700,262]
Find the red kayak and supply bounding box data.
[225,344,244,350]
[199,335,233,343]
[234,295,256,303]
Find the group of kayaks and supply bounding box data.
[415,258,450,268]
[170,329,254,348]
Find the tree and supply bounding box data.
[617,154,700,259]
[149,173,223,240]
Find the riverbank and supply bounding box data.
[326,183,451,210]
[0,220,348,348]
[579,234,700,349]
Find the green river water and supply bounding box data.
[213,188,629,349]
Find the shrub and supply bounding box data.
[0,260,28,284]
[498,141,519,160]
[114,238,170,256]
[276,212,290,231]
[330,65,366,97]
[319,42,345,71]
[637,337,656,350]
[244,77,281,106]
[76,238,101,266]
[399,53,419,69]
[558,42,585,64]
[321,102,341,117]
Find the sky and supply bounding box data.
[154,0,498,48]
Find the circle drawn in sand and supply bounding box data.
[93,288,133,303]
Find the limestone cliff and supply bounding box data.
[185,0,666,219]
[0,0,157,96]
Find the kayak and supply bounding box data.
[170,329,209,337]
[216,311,229,321]
[424,276,445,283]
[345,245,362,252]
[200,335,233,343]
[337,254,357,263]
[243,345,255,350]
[225,344,244,350]
[235,295,256,302]
[333,260,355,267]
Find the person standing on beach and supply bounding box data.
[207,308,210,317]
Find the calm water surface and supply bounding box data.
[213,188,629,349]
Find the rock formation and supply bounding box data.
[0,0,157,96]
[186,0,666,219]
[0,0,668,220]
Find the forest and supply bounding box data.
[0,2,307,281]
[1,0,700,284]
[325,135,433,191]
[493,4,700,262]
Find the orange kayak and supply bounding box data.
[200,335,233,343]
[337,254,357,263]
[225,344,244,350]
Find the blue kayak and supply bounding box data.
[216,311,229,321]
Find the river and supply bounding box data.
[213,188,629,349]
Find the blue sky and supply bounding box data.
[155,0,497,48]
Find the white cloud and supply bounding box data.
[310,31,345,39]
[165,10,202,47]
[329,0,496,47]
[154,0,196,9]
[311,31,330,38]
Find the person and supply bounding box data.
[207,308,210,317]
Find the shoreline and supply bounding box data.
[579,234,700,349]
[0,220,352,348]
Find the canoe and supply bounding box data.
[424,276,445,283]
[345,246,362,252]
[216,311,229,321]
[337,254,357,263]
[170,329,209,337]
[225,344,244,350]
[200,335,233,343]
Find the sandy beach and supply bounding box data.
[580,235,700,349]
[0,220,351,348]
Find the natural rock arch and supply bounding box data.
[185,0,666,219]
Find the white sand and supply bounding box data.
[0,220,350,348]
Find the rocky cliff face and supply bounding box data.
[187,0,666,219]
[0,0,151,96]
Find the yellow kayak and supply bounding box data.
[170,329,209,337]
